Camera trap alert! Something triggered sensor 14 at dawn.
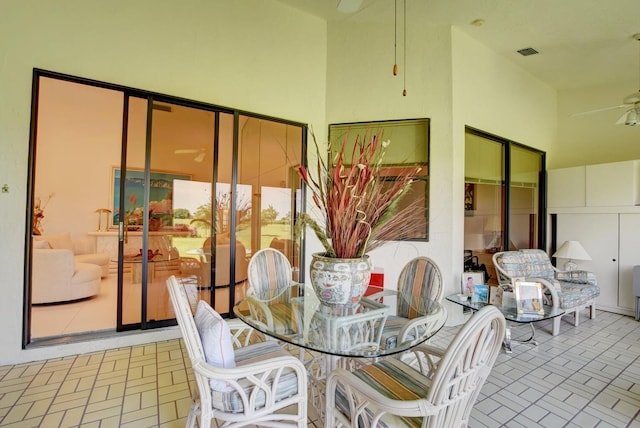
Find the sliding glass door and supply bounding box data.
[26,69,304,345]
[463,128,545,284]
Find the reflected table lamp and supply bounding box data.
[552,240,591,271]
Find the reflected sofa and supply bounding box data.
[34,232,110,277]
[32,248,101,304]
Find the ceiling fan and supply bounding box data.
[571,33,640,126]
[174,148,206,162]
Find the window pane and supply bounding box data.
[464,131,505,285]
[237,117,303,280]
[510,146,542,249]
[329,119,429,240]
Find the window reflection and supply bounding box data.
[27,71,304,344]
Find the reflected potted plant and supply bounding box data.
[296,130,424,305]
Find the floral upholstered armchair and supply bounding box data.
[493,249,600,336]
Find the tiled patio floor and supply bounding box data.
[2,308,640,427]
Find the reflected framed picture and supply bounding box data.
[461,272,484,296]
[112,167,191,227]
[489,285,504,306]
[464,183,475,212]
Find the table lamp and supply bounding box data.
[552,240,591,271]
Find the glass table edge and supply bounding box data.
[446,294,565,323]
[232,299,446,358]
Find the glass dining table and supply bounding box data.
[233,284,447,416]
[233,284,447,359]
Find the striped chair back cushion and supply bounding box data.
[248,248,292,303]
[397,257,442,319]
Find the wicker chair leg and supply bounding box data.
[186,400,199,428]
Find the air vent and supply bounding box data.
[517,47,539,56]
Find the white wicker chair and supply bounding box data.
[370,257,444,350]
[166,276,307,428]
[245,248,302,335]
[325,305,506,428]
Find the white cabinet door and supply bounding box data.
[619,214,640,311]
[557,213,619,312]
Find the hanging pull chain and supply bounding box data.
[393,0,398,75]
[402,0,407,96]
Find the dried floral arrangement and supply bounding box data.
[296,130,425,259]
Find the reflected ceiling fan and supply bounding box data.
[571,33,640,126]
[174,148,206,162]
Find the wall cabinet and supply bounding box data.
[547,166,586,208]
[556,213,640,316]
[548,160,640,208]
[549,159,640,316]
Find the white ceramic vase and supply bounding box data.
[309,252,372,306]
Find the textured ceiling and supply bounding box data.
[276,0,640,92]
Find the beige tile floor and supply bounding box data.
[4,308,640,427]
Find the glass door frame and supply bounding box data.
[464,126,547,254]
[23,68,306,347]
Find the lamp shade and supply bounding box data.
[552,240,591,261]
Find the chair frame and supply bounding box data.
[492,250,597,336]
[370,256,444,349]
[166,276,307,428]
[246,248,302,333]
[325,305,506,428]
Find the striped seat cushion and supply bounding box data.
[335,358,431,428]
[210,341,300,413]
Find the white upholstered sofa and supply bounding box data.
[34,232,109,277]
[32,248,101,304]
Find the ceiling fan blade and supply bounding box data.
[570,104,628,117]
[194,152,206,163]
[615,110,630,125]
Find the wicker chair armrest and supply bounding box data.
[396,307,446,349]
[288,281,305,297]
[403,343,445,379]
[525,277,560,308]
[555,270,598,285]
[245,296,276,332]
[226,318,263,348]
[368,289,395,304]
[192,354,307,410]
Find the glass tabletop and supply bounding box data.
[446,293,565,323]
[233,285,447,358]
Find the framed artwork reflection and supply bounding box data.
[464,182,475,213]
[112,167,191,227]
